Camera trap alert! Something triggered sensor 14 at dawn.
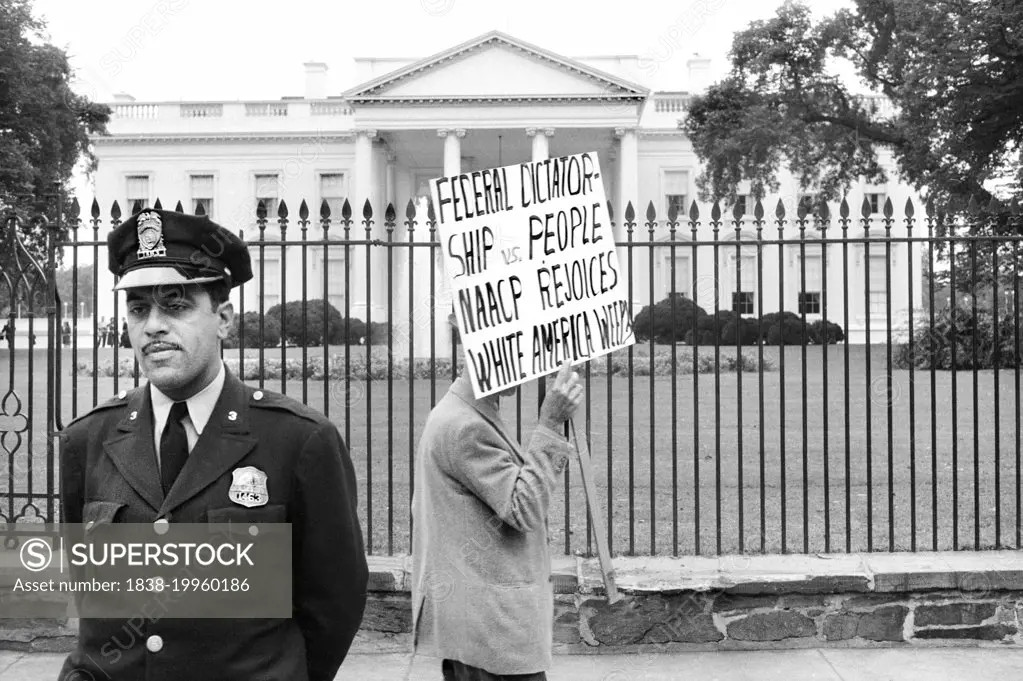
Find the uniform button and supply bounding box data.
[117,391,127,399]
[253,391,263,401]
[153,518,169,534]
[146,635,163,653]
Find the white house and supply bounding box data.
[83,30,923,351]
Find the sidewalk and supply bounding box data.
[4,648,1023,680]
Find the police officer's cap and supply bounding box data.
[108,209,252,290]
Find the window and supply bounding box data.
[798,292,821,315]
[125,175,150,213]
[866,192,885,215]
[664,170,689,217]
[866,254,888,314]
[326,256,346,311]
[190,175,214,217]
[732,292,755,315]
[735,194,749,217]
[665,255,691,297]
[254,257,280,309]
[732,254,756,315]
[255,174,279,220]
[798,254,822,314]
[319,173,346,221]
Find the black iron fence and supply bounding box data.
[2,194,1022,558]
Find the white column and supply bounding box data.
[615,127,638,309]
[435,128,466,354]
[354,129,377,322]
[527,127,554,161]
[385,152,397,210]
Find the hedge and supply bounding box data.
[73,346,773,381]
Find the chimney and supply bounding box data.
[304,62,328,99]
[686,54,712,93]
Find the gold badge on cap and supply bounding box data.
[136,211,167,260]
[228,466,269,508]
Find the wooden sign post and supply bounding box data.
[570,419,620,603]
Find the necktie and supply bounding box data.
[160,401,190,495]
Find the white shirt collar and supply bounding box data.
[151,362,226,435]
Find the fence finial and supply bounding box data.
[624,201,635,223]
[175,200,184,212]
[131,200,142,215]
[882,196,894,219]
[839,197,850,219]
[754,198,764,221]
[904,197,915,219]
[111,201,122,221]
[606,200,614,222]
[668,201,678,223]
[69,198,80,220]
[153,198,163,210]
[91,198,100,220]
[362,198,373,221]
[299,199,309,221]
[320,199,331,221]
[645,200,657,224]
[987,196,1001,214]
[689,200,700,222]
[711,200,721,221]
[256,200,267,220]
[967,194,981,215]
[774,198,785,220]
[341,198,352,221]
[818,199,830,221]
[195,201,206,216]
[277,199,289,220]
[385,202,397,223]
[861,195,872,219]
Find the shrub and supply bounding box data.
[224,311,281,349]
[633,294,708,344]
[808,319,845,344]
[894,306,1021,369]
[268,299,347,347]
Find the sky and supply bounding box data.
[34,0,857,102]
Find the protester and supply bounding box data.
[59,208,368,681]
[62,320,71,347]
[411,315,584,681]
[119,318,130,348]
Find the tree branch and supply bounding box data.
[799,111,905,145]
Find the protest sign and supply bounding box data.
[429,151,635,399]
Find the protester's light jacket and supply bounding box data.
[411,375,571,674]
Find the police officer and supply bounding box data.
[59,208,368,681]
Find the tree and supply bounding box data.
[55,262,95,317]
[682,0,1023,211]
[0,0,110,261]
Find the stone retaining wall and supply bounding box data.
[4,551,1023,654]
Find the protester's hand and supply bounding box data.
[538,362,584,430]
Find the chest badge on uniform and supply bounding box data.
[228,466,269,508]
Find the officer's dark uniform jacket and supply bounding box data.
[58,368,368,681]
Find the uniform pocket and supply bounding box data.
[206,504,287,524]
[82,500,124,533]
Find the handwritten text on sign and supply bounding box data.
[430,152,634,398]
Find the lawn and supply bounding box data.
[3,343,1022,557]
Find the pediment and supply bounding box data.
[344,31,648,104]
